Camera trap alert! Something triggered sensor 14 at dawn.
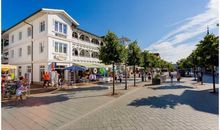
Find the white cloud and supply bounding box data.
[147,0,219,63]
[150,42,196,63]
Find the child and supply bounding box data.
[15,77,24,104]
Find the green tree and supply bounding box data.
[99,31,124,95]
[127,41,142,86]
[197,34,219,93]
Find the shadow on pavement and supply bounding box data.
[165,81,185,84]
[128,89,219,115]
[149,85,194,90]
[60,86,108,92]
[2,94,69,108]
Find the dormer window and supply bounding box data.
[54,20,67,35]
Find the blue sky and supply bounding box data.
[2,0,219,63]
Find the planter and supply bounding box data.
[152,78,161,85]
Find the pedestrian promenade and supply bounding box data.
[2,77,218,130]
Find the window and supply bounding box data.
[40,21,45,32]
[63,24,67,34]
[19,48,22,57]
[11,50,14,58]
[54,20,67,34]
[63,44,67,53]
[91,39,99,45]
[39,42,44,53]
[72,32,78,38]
[59,43,63,53]
[92,52,99,58]
[80,49,90,57]
[80,50,85,57]
[27,45,31,55]
[39,65,45,81]
[27,27,32,37]
[72,48,78,56]
[18,66,22,77]
[27,66,32,73]
[19,32,22,40]
[11,35,14,43]
[54,41,67,53]
[55,21,58,31]
[55,42,59,52]
[80,35,90,42]
[59,23,62,32]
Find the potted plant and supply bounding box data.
[152,73,161,85]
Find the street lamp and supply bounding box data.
[24,21,34,84]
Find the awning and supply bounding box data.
[1,64,17,72]
[64,65,87,72]
[74,63,107,68]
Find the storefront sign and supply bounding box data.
[54,54,67,61]
[55,33,67,38]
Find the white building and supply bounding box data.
[2,8,105,83]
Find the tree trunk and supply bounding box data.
[112,63,115,95]
[125,64,127,90]
[144,70,147,82]
[134,65,136,86]
[212,65,216,93]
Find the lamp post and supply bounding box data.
[24,21,33,84]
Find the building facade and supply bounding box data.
[2,8,104,83]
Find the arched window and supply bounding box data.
[100,42,104,46]
[85,50,90,57]
[80,50,85,57]
[79,49,90,57]
[72,32,78,38]
[91,52,99,58]
[91,39,99,45]
[72,48,78,56]
[79,35,90,42]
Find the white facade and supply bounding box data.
[3,8,103,83]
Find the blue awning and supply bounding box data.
[64,66,87,72]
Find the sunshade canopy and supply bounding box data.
[64,65,87,72]
[75,63,107,68]
[1,64,17,72]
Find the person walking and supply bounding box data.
[176,71,181,82]
[43,72,50,88]
[169,71,174,83]
[119,73,122,83]
[15,76,24,104]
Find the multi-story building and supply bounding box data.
[2,8,104,83]
[1,31,9,64]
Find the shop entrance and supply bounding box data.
[55,65,65,78]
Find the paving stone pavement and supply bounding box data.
[2,80,143,130]
[58,78,219,130]
[2,77,218,130]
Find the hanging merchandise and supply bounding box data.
[93,68,97,74]
[99,68,105,76]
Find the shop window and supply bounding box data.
[39,65,45,81]
[18,66,22,77]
